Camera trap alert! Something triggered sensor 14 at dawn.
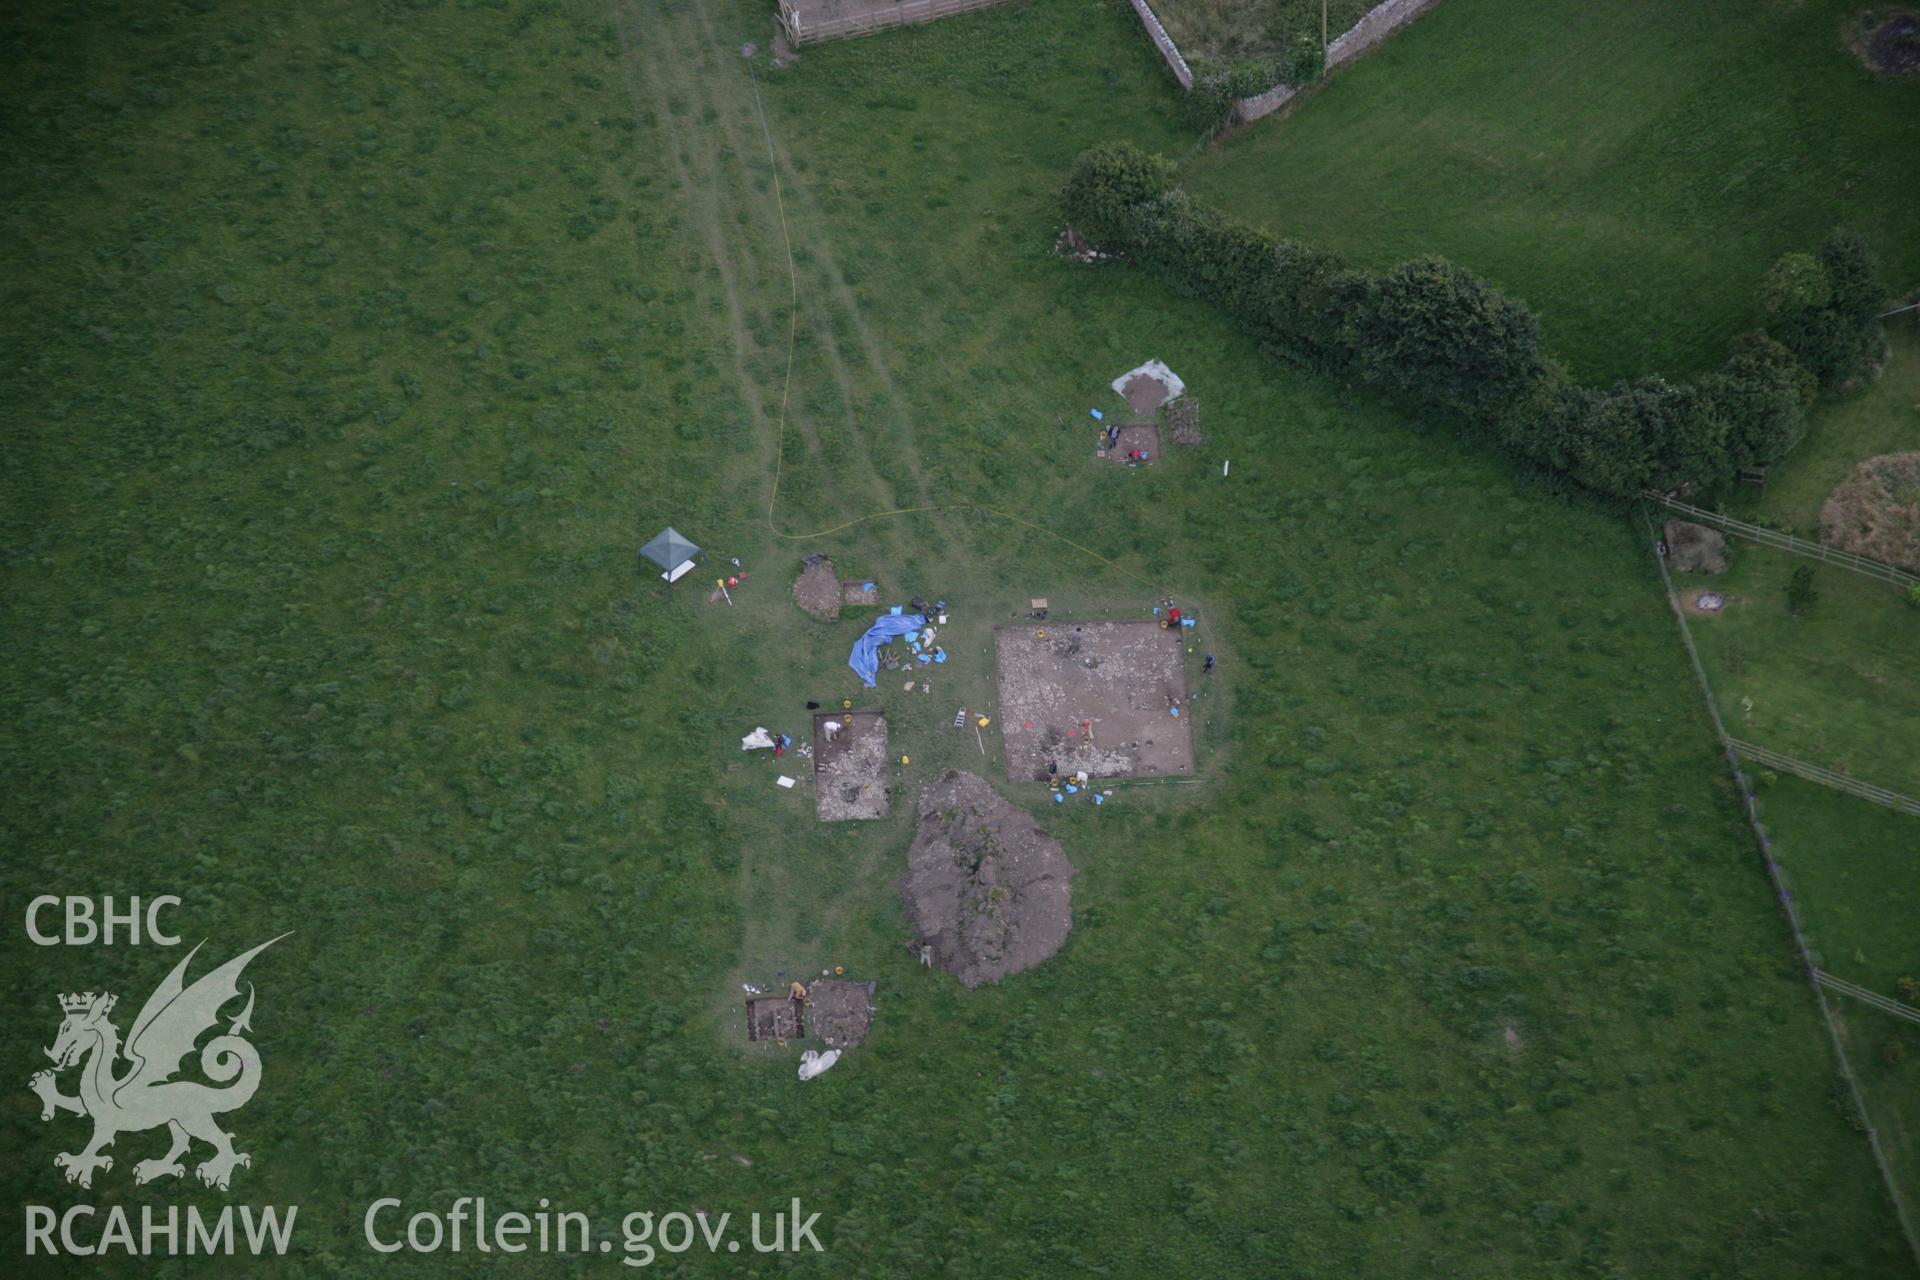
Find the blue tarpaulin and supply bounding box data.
[848,613,927,688]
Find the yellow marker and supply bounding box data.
[901,754,910,765]
[842,699,852,709]
[977,716,990,728]
[834,965,844,975]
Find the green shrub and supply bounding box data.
[1786,564,1818,617]
[1281,32,1325,85]
[1184,36,1324,131]
[1058,142,1175,248]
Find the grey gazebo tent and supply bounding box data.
[640,526,700,582]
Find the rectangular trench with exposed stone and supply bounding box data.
[994,620,1195,783]
[813,709,891,820]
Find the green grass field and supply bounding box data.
[2,0,1915,1274]
[1678,548,1920,794]
[1184,0,1920,384]
[1755,778,1920,1226]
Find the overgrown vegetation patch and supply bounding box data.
[1821,452,1920,572]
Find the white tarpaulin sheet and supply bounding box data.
[1109,360,1185,405]
[741,727,776,751]
[798,1048,840,1081]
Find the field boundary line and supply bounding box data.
[1817,971,1920,1027]
[1636,502,1920,1265]
[1726,738,1920,817]
[1645,491,1920,588]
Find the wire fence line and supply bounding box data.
[1817,971,1920,1027]
[1727,738,1920,818]
[1635,503,1920,1264]
[1644,492,1920,589]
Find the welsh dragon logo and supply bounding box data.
[29,936,286,1191]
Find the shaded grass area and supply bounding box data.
[1730,323,1920,535]
[1183,0,1920,384]
[1754,777,1920,1217]
[0,0,1911,1274]
[1680,549,1920,794]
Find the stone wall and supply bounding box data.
[1326,0,1442,66]
[1128,0,1193,90]
[1127,0,1446,124]
[1235,0,1445,121]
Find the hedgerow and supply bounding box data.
[1061,142,1857,501]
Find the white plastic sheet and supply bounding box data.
[1109,359,1186,404]
[797,1048,840,1081]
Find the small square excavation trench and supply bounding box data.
[995,619,1194,782]
[1099,422,1159,464]
[745,996,805,1042]
[813,710,890,820]
[841,579,879,607]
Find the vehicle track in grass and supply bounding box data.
[612,0,868,527]
[612,0,929,1016]
[620,0,946,547]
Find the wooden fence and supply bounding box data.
[779,0,1017,44]
[1728,738,1920,818]
[1817,970,1920,1027]
[1645,492,1920,589]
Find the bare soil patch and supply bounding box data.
[1121,373,1172,414]
[900,770,1074,988]
[814,709,890,820]
[794,556,841,620]
[1098,422,1161,465]
[770,17,799,68]
[1851,9,1920,76]
[1664,519,1728,574]
[806,979,875,1048]
[841,578,879,607]
[995,620,1195,782]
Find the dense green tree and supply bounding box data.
[1760,230,1887,389]
[1700,333,1817,474]
[1562,381,1665,498]
[1058,142,1175,249]
[1344,257,1546,419]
